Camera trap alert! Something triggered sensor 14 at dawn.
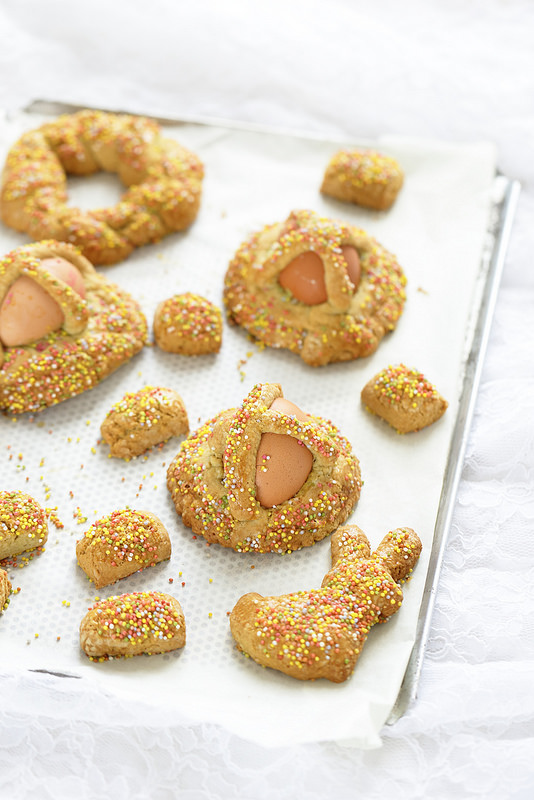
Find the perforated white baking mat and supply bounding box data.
[0,108,497,748]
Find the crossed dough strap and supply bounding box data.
[166,382,362,553]
[0,240,147,413]
[0,109,204,265]
[224,209,406,366]
[229,525,422,682]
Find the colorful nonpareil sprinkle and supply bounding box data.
[371,364,441,404]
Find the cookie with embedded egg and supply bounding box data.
[0,240,147,413]
[223,209,406,366]
[167,382,362,553]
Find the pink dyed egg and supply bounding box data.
[278,251,327,305]
[255,397,313,508]
[0,257,85,347]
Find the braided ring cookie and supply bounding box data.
[167,382,362,553]
[0,240,147,413]
[230,525,422,682]
[0,109,204,265]
[224,209,406,366]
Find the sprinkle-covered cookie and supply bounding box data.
[154,292,222,355]
[361,363,448,433]
[80,591,186,659]
[167,382,362,553]
[101,385,189,459]
[321,149,404,210]
[0,568,12,612]
[230,525,422,682]
[224,209,406,366]
[0,109,204,266]
[0,240,147,414]
[76,509,171,589]
[0,490,48,560]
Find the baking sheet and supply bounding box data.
[0,107,503,748]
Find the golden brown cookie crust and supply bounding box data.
[0,109,204,266]
[321,149,404,210]
[166,382,362,553]
[0,240,147,414]
[80,591,186,659]
[230,525,422,682]
[0,490,48,560]
[76,509,171,589]
[223,209,406,366]
[0,568,12,611]
[361,364,448,433]
[154,293,222,355]
[101,385,189,459]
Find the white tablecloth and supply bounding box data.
[0,1,533,797]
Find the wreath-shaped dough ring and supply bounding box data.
[224,209,406,366]
[167,382,362,553]
[0,240,147,413]
[0,110,204,265]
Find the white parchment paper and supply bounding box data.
[0,109,496,748]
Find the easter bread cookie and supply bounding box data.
[167,382,362,553]
[80,591,186,659]
[0,490,48,560]
[76,509,171,589]
[0,240,147,414]
[101,385,189,459]
[223,209,406,366]
[230,525,422,682]
[154,292,222,355]
[321,149,404,210]
[361,364,448,433]
[0,109,204,265]
[1,568,12,611]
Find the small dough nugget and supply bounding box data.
[361,363,448,433]
[321,149,404,210]
[154,292,222,355]
[76,509,171,589]
[1,568,12,611]
[101,385,189,459]
[0,490,48,560]
[80,591,186,659]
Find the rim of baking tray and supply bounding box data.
[8,99,522,722]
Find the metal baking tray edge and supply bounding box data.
[387,173,520,724]
[12,101,521,722]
